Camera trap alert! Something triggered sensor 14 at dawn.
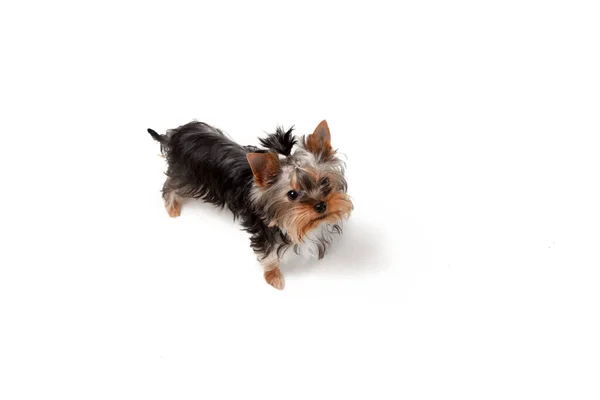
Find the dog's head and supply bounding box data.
[247,120,353,243]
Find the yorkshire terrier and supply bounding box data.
[147,120,353,289]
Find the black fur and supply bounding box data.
[148,121,291,257]
[147,128,165,143]
[258,126,296,156]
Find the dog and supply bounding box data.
[147,120,353,289]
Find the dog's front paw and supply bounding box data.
[264,268,285,290]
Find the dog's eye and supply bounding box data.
[287,190,299,200]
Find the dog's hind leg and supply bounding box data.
[164,191,181,218]
[162,178,182,218]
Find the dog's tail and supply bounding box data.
[147,128,167,144]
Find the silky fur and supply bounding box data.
[147,120,352,288]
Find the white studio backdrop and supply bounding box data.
[0,1,599,399]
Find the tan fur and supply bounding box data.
[290,173,299,191]
[165,192,181,217]
[306,120,332,155]
[286,205,319,243]
[305,167,320,181]
[284,192,353,242]
[259,252,284,290]
[247,152,281,187]
[324,192,353,217]
[264,267,285,290]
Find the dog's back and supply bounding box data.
[149,121,254,217]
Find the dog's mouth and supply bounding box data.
[313,214,328,221]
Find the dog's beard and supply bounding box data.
[276,204,350,259]
[291,220,345,260]
[278,197,352,244]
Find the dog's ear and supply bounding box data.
[306,120,332,155]
[247,152,281,187]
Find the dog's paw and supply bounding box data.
[264,268,285,290]
[166,202,181,218]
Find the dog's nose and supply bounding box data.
[314,202,327,214]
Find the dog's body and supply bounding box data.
[148,120,352,289]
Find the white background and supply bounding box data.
[1,1,599,399]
